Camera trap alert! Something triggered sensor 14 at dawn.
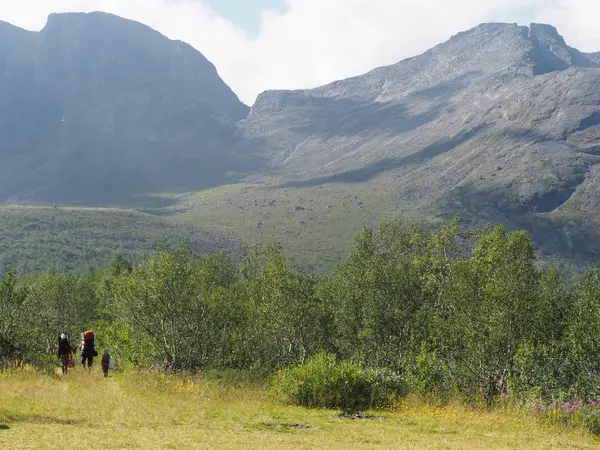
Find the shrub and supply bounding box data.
[533,398,600,436]
[368,366,409,408]
[403,346,453,399]
[272,352,406,412]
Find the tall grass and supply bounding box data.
[0,367,598,449]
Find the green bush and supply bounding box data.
[367,366,409,408]
[272,353,406,412]
[403,346,453,398]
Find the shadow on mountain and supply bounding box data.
[0,12,260,207]
[404,72,483,101]
[497,127,552,143]
[1,133,270,207]
[270,72,481,142]
[277,124,489,188]
[577,111,600,133]
[434,183,600,264]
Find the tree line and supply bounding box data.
[1,219,600,403]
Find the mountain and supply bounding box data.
[0,12,251,206]
[2,15,600,272]
[240,23,600,261]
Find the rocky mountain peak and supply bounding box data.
[250,22,599,113]
[529,23,565,43]
[527,22,598,74]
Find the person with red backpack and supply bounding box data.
[80,330,98,369]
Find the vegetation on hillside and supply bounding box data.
[0,205,238,276]
[3,219,600,432]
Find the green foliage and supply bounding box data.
[0,271,27,360]
[0,205,231,276]
[403,345,453,398]
[432,226,539,401]
[109,243,238,369]
[91,320,157,369]
[368,366,409,408]
[319,221,426,368]
[4,217,600,437]
[272,353,405,411]
[240,245,330,369]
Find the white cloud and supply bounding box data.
[1,0,599,104]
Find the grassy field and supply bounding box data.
[0,368,598,449]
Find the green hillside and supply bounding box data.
[0,205,237,275]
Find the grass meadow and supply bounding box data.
[1,366,598,449]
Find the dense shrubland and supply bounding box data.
[2,219,600,417]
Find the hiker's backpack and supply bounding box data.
[82,330,95,351]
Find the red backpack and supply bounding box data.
[83,330,95,350]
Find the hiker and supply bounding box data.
[80,330,98,369]
[101,348,111,378]
[57,333,74,375]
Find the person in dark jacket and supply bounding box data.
[57,333,74,375]
[80,330,97,370]
[101,348,111,378]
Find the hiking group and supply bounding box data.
[57,330,113,377]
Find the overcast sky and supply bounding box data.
[1,0,599,105]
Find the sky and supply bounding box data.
[0,0,599,105]
[202,0,286,37]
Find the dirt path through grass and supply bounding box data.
[1,369,598,449]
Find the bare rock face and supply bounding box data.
[242,23,600,258]
[0,12,250,205]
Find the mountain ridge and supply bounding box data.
[249,22,600,110]
[236,20,600,263]
[0,11,252,206]
[2,13,600,270]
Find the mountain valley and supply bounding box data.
[1,13,600,273]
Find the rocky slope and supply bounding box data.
[2,15,600,266]
[0,12,251,205]
[241,23,600,258]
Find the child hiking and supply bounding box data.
[101,348,111,377]
[57,333,74,375]
[80,330,98,369]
